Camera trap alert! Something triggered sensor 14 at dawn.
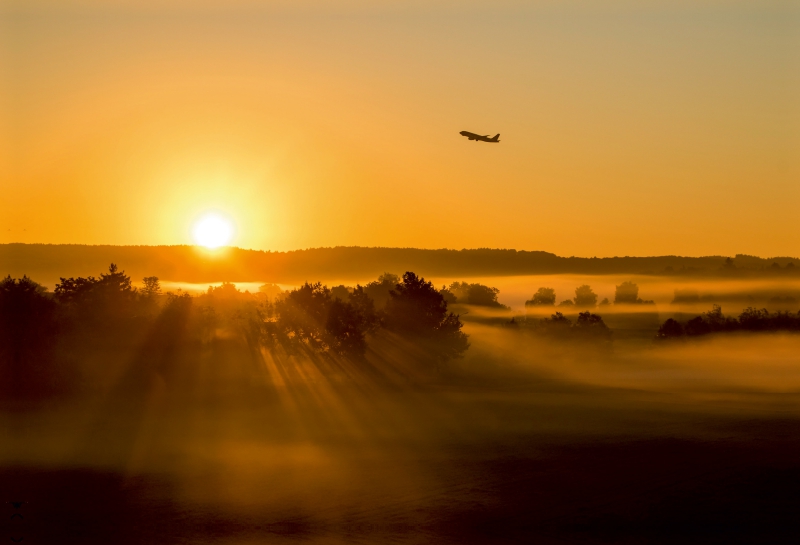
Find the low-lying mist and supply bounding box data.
[2,267,800,543]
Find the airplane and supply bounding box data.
[460,131,500,143]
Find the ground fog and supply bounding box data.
[2,271,799,543]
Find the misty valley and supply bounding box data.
[4,0,795,541]
[2,264,800,543]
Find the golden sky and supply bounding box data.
[2,1,798,256]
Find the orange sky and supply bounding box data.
[2,1,798,257]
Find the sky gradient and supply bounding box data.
[2,1,798,256]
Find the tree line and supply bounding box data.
[259,272,468,361]
[657,305,800,339]
[0,265,470,398]
[525,281,654,309]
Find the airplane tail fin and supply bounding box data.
[492,134,500,142]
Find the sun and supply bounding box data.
[193,213,234,249]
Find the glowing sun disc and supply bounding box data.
[193,214,233,248]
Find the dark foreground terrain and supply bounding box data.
[3,326,800,544]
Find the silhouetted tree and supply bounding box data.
[448,281,506,308]
[467,284,504,308]
[573,285,597,308]
[684,315,712,336]
[363,273,400,310]
[386,272,469,363]
[574,312,612,343]
[525,287,556,307]
[54,263,138,329]
[448,281,471,302]
[258,283,283,301]
[532,311,611,345]
[272,281,374,356]
[557,299,575,308]
[325,298,367,356]
[704,304,730,329]
[614,281,640,304]
[538,311,572,339]
[655,304,800,341]
[614,281,654,305]
[0,276,61,402]
[330,285,351,302]
[274,282,332,351]
[738,307,770,331]
[349,285,380,334]
[140,276,161,315]
[439,285,458,304]
[656,318,684,340]
[682,304,733,335]
[141,276,161,298]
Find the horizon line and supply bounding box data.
[2,242,797,261]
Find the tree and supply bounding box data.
[0,276,61,401]
[656,318,684,339]
[272,282,374,356]
[538,311,572,338]
[349,285,380,333]
[705,304,727,328]
[447,281,506,308]
[274,282,332,351]
[363,273,400,310]
[0,275,58,361]
[95,263,134,298]
[738,307,770,331]
[325,298,367,356]
[573,285,597,308]
[258,283,283,301]
[574,312,612,342]
[684,315,711,336]
[614,281,639,304]
[141,276,161,298]
[439,285,458,304]
[447,281,471,302]
[385,272,469,363]
[525,287,555,307]
[330,285,351,302]
[466,283,504,308]
[54,263,137,325]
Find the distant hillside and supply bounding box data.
[1,244,798,286]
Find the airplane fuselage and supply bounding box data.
[460,131,500,143]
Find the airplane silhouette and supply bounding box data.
[460,131,500,143]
